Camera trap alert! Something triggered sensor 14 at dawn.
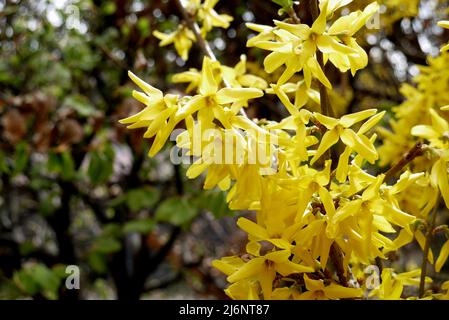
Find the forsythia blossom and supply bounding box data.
[120,0,449,300]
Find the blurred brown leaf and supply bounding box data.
[1,109,27,144]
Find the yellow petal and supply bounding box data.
[128,71,163,98]
[316,35,356,55]
[433,159,449,208]
[324,284,363,299]
[270,84,298,115]
[411,125,439,140]
[308,58,332,89]
[313,112,339,129]
[430,108,449,135]
[336,147,351,183]
[227,258,265,282]
[259,268,276,300]
[436,240,449,272]
[264,250,291,263]
[246,240,262,257]
[310,128,340,165]
[212,256,245,276]
[340,128,377,163]
[438,20,449,29]
[217,88,263,104]
[274,20,310,39]
[340,109,377,128]
[199,57,218,96]
[303,274,325,291]
[237,217,269,240]
[311,0,329,34]
[276,260,314,276]
[319,186,335,217]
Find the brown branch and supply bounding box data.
[384,142,425,181]
[330,242,349,287]
[419,197,439,298]
[174,0,216,60]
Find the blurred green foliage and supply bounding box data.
[0,0,247,300]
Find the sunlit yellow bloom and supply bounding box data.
[326,2,379,75]
[225,279,260,300]
[120,71,183,156]
[369,268,431,300]
[336,111,385,182]
[248,0,378,86]
[221,55,268,90]
[430,159,449,208]
[266,80,320,111]
[188,0,233,35]
[310,109,379,164]
[411,108,449,150]
[222,250,313,300]
[176,57,264,124]
[297,274,363,300]
[173,55,267,93]
[153,25,196,61]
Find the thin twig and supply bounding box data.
[287,7,301,23]
[419,197,439,298]
[384,142,425,181]
[175,0,216,60]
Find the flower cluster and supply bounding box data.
[153,0,232,60]
[120,0,449,299]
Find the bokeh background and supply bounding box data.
[0,0,448,299]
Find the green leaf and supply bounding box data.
[13,264,62,299]
[0,150,10,174]
[123,218,154,234]
[12,142,28,176]
[60,151,75,180]
[126,187,161,212]
[88,145,115,185]
[29,264,60,300]
[92,237,121,254]
[102,223,122,237]
[87,252,107,274]
[137,18,151,38]
[19,241,37,255]
[155,197,198,227]
[108,194,127,207]
[13,270,40,296]
[194,190,233,218]
[102,2,117,15]
[63,94,96,117]
[47,152,61,173]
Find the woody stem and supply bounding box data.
[419,197,439,298]
[384,142,425,181]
